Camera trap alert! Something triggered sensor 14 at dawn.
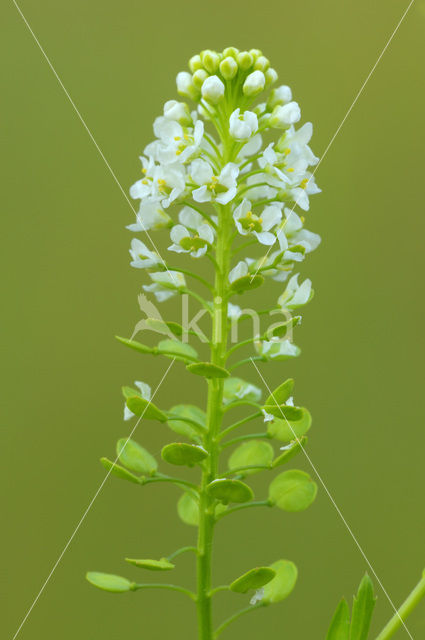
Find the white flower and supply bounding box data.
[124,381,151,420]
[243,70,265,96]
[270,102,301,128]
[276,123,319,168]
[276,209,321,256]
[201,75,225,104]
[163,100,192,126]
[191,160,239,205]
[267,85,292,109]
[262,409,274,423]
[126,199,171,232]
[228,303,242,321]
[168,218,214,258]
[250,588,265,605]
[288,174,321,211]
[147,117,204,165]
[256,338,300,359]
[233,199,282,245]
[229,108,258,140]
[228,260,250,283]
[151,162,187,207]
[244,174,278,201]
[176,71,198,100]
[143,271,186,302]
[278,274,312,310]
[129,239,162,269]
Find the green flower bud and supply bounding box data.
[201,75,225,104]
[189,54,203,73]
[201,50,220,73]
[219,56,238,80]
[265,67,278,86]
[249,48,262,60]
[192,68,209,89]
[243,70,265,96]
[254,55,270,72]
[237,51,254,70]
[222,46,239,58]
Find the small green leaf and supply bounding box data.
[262,560,298,604]
[177,492,226,526]
[167,404,206,442]
[116,438,157,476]
[187,362,230,378]
[267,407,312,442]
[263,404,303,421]
[207,479,254,504]
[125,558,175,571]
[126,395,167,422]
[230,274,264,294]
[116,336,153,355]
[269,469,317,512]
[267,317,301,339]
[86,572,133,593]
[144,318,184,337]
[162,443,208,467]
[177,492,199,526]
[230,567,276,593]
[326,598,350,640]
[350,574,376,640]
[100,457,141,484]
[271,437,307,468]
[156,339,198,361]
[223,377,262,405]
[265,379,294,406]
[228,441,274,476]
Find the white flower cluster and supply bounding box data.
[127,47,321,305]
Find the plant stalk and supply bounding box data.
[196,202,232,640]
[374,571,425,640]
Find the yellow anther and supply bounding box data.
[284,148,290,156]
[174,136,181,141]
[287,168,294,173]
[258,218,263,224]
[246,210,253,218]
[142,179,149,185]
[300,178,309,189]
[184,133,190,141]
[300,216,305,223]
[176,150,182,155]
[142,168,147,174]
[157,179,166,186]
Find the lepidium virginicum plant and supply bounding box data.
[86,47,425,640]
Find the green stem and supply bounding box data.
[133,583,196,600]
[219,464,271,477]
[221,433,270,449]
[374,571,425,640]
[167,265,213,291]
[196,201,232,640]
[166,546,198,562]
[216,500,272,521]
[219,412,262,440]
[214,602,265,638]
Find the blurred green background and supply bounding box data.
[2,1,425,638]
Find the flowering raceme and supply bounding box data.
[87,46,323,640]
[127,48,321,309]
